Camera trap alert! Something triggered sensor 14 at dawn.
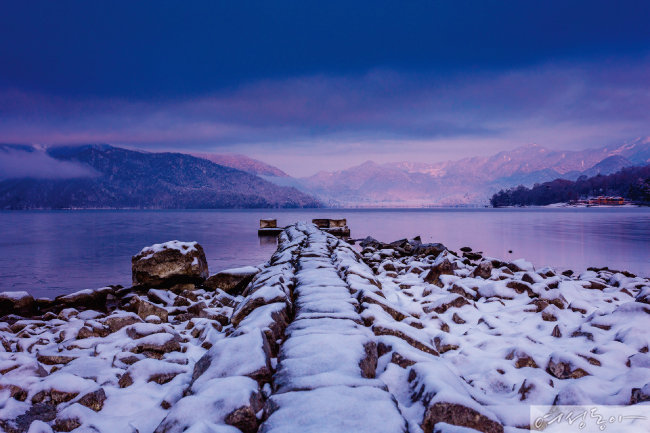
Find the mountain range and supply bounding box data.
[295,139,650,206]
[0,145,320,209]
[1,139,648,208]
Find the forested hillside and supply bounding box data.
[490,165,650,207]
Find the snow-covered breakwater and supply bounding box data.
[1,222,649,433]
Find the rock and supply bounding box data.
[129,333,181,355]
[359,236,384,249]
[78,388,106,412]
[586,280,607,290]
[36,354,77,365]
[125,323,166,339]
[154,376,263,433]
[630,384,650,404]
[551,325,562,338]
[145,315,162,324]
[204,266,259,295]
[518,380,534,401]
[32,388,79,405]
[636,286,650,304]
[186,301,208,317]
[514,355,538,369]
[224,392,265,433]
[451,313,466,324]
[542,311,557,322]
[132,296,169,322]
[231,290,288,327]
[192,331,273,386]
[424,295,469,314]
[53,287,113,313]
[53,417,81,432]
[411,242,446,257]
[118,373,134,388]
[463,251,483,261]
[424,259,456,287]
[77,325,109,339]
[391,352,416,368]
[433,337,459,354]
[359,341,378,379]
[449,284,476,300]
[132,240,209,288]
[147,289,175,306]
[521,273,536,284]
[102,312,143,333]
[360,292,408,321]
[0,384,28,401]
[421,402,504,433]
[470,261,493,279]
[0,291,35,317]
[172,296,190,307]
[372,325,438,356]
[148,372,180,385]
[0,402,56,433]
[547,358,589,379]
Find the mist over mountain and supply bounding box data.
[0,144,101,180]
[0,145,320,209]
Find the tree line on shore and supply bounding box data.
[490,165,650,207]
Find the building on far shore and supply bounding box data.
[586,196,626,206]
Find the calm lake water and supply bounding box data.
[1,208,648,298]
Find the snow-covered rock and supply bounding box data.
[132,240,209,288]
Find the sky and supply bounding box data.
[1,1,649,176]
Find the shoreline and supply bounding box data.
[1,224,649,432]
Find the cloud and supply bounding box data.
[0,146,100,180]
[0,56,649,176]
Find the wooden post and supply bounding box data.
[260,219,277,229]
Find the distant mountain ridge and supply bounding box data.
[193,153,290,178]
[0,144,320,209]
[298,138,650,206]
[2,139,649,208]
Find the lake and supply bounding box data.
[1,208,648,298]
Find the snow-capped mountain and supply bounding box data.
[298,139,650,206]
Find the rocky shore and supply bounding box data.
[1,223,649,433]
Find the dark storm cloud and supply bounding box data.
[1,1,649,97]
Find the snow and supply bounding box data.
[1,222,649,432]
[219,265,259,276]
[261,386,407,433]
[511,258,534,272]
[190,330,270,390]
[0,290,31,301]
[137,240,199,260]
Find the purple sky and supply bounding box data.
[1,2,649,176]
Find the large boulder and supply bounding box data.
[132,241,209,288]
[0,291,35,317]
